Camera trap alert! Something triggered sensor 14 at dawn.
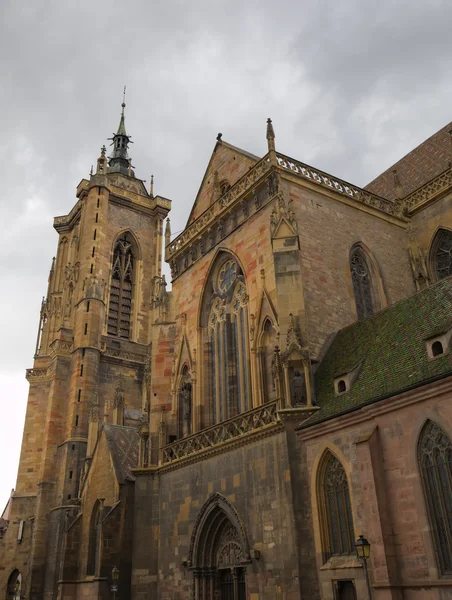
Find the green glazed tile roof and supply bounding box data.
[302,276,452,429]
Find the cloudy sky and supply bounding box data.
[1,0,452,510]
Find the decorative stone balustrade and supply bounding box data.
[400,168,452,214]
[49,339,73,357]
[276,153,399,217]
[54,199,83,228]
[26,367,50,381]
[161,401,280,464]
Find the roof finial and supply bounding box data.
[122,85,126,116]
[266,118,275,152]
[150,174,154,197]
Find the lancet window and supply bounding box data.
[86,501,102,576]
[432,229,452,281]
[350,247,373,320]
[205,257,250,425]
[319,452,355,560]
[108,233,135,338]
[419,420,452,575]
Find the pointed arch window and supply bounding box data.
[419,421,452,575]
[108,234,135,338]
[87,502,102,576]
[350,247,373,320]
[319,453,355,560]
[205,257,250,425]
[432,229,452,281]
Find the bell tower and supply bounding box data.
[0,99,171,600]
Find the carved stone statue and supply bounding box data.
[181,381,192,437]
[291,370,306,405]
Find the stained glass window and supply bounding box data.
[218,260,237,293]
[321,453,355,559]
[434,229,452,281]
[350,248,373,320]
[419,421,452,575]
[208,261,249,424]
[108,234,134,338]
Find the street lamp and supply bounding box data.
[355,535,372,600]
[111,566,119,600]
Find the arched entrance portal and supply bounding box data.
[189,494,251,600]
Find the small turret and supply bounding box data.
[96,145,107,175]
[108,87,135,176]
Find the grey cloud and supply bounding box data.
[1,0,451,508]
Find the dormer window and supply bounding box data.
[426,327,452,360]
[432,341,444,357]
[334,361,363,396]
[337,379,347,393]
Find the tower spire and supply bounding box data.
[107,87,134,176]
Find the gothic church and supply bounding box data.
[2,102,452,600]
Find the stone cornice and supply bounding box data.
[54,199,83,232]
[54,178,171,232]
[297,374,452,441]
[101,345,148,365]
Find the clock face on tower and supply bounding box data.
[218,260,237,293]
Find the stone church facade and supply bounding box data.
[2,104,452,600]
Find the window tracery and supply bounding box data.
[320,453,355,560]
[350,247,373,320]
[205,257,250,425]
[218,260,237,293]
[433,229,452,281]
[419,420,452,575]
[108,233,135,338]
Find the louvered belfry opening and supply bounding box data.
[108,234,134,338]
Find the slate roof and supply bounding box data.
[364,122,452,201]
[300,277,452,429]
[103,424,139,483]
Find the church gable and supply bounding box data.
[81,432,119,506]
[187,140,259,224]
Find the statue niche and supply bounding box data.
[178,366,192,438]
[291,369,306,406]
